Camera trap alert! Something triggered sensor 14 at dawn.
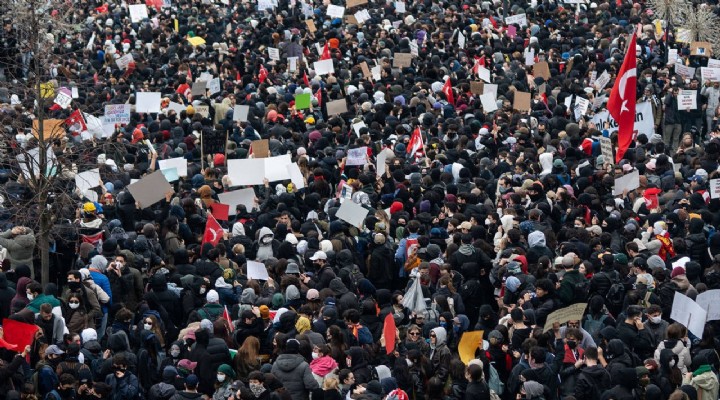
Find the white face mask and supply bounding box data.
[606,206,614,212]
[144,324,152,331]
[69,303,80,310]
[171,350,181,358]
[312,352,320,359]
[685,79,691,85]
[27,293,34,301]
[653,227,662,235]
[217,374,226,382]
[485,218,491,225]
[669,359,676,368]
[649,316,661,324]
[200,288,206,295]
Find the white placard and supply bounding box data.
[594,70,610,91]
[264,154,293,182]
[54,91,73,109]
[371,65,382,81]
[158,157,188,177]
[524,50,535,66]
[336,199,370,228]
[198,72,213,82]
[376,149,393,177]
[75,169,101,194]
[668,49,679,64]
[696,290,720,321]
[589,71,597,86]
[710,179,720,199]
[708,58,720,68]
[104,104,131,124]
[313,59,335,76]
[670,291,707,338]
[574,97,590,119]
[613,170,640,196]
[268,47,280,61]
[409,40,419,56]
[483,84,498,97]
[286,163,305,189]
[504,13,527,27]
[167,102,186,115]
[600,137,613,165]
[116,53,134,70]
[71,87,79,99]
[480,93,498,112]
[135,92,162,113]
[477,66,491,83]
[678,90,698,110]
[346,147,368,166]
[675,63,696,79]
[128,4,149,22]
[327,4,345,17]
[352,121,367,136]
[207,78,221,95]
[233,105,250,122]
[458,32,466,49]
[227,158,266,186]
[246,260,270,280]
[355,9,371,24]
[394,1,406,13]
[218,188,256,215]
[288,57,298,72]
[591,101,654,138]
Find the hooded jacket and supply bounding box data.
[255,227,278,261]
[575,364,612,400]
[683,366,719,400]
[654,338,692,374]
[149,273,182,327]
[0,273,15,320]
[270,352,320,400]
[429,326,451,382]
[10,276,31,313]
[0,229,36,269]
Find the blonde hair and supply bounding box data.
[323,376,339,390]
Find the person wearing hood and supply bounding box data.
[526,231,555,265]
[270,338,319,400]
[149,366,179,400]
[106,253,144,312]
[212,363,236,400]
[0,272,15,320]
[104,354,141,400]
[284,284,303,310]
[367,232,395,291]
[189,327,232,396]
[521,347,560,400]
[653,323,692,374]
[601,367,639,400]
[428,326,452,383]
[0,226,36,273]
[329,278,358,317]
[254,227,280,261]
[605,338,640,385]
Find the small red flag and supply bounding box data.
[303,71,310,88]
[2,319,38,356]
[201,213,224,246]
[442,77,454,105]
[258,65,268,84]
[383,313,396,355]
[407,126,425,156]
[320,43,331,60]
[65,109,87,134]
[95,4,108,13]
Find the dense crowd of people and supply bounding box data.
[1,0,720,399]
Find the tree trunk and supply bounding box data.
[39,194,51,286]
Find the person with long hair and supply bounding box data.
[63,293,90,336]
[235,336,261,383]
[327,325,348,369]
[141,314,165,349]
[160,216,184,265]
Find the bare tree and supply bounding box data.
[0,0,95,285]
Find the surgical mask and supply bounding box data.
[685,79,690,85]
[200,288,206,295]
[144,323,152,331]
[645,77,652,82]
[27,293,34,300]
[261,236,273,245]
[440,322,448,328]
[171,349,181,358]
[312,352,320,359]
[69,303,80,310]
[669,359,676,368]
[649,316,661,324]
[653,227,662,235]
[406,359,414,367]
[217,373,226,382]
[671,80,676,85]
[485,218,491,225]
[652,66,657,71]
[605,206,614,212]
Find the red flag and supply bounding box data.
[644,187,661,210]
[2,319,38,355]
[65,109,87,134]
[95,4,108,13]
[223,305,234,332]
[320,43,331,60]
[303,71,310,88]
[315,88,322,108]
[607,29,637,163]
[488,16,498,29]
[235,70,241,82]
[93,72,99,84]
[383,313,396,355]
[442,77,454,105]
[407,126,425,156]
[210,203,230,221]
[258,65,268,84]
[202,213,223,246]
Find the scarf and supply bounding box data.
[249,383,266,398]
[656,232,675,261]
[458,243,475,256]
[310,355,339,377]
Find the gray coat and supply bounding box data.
[270,353,319,400]
[0,230,35,269]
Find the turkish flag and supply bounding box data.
[303,71,310,88]
[2,319,38,355]
[608,29,637,163]
[442,77,454,105]
[258,65,268,84]
[407,126,425,156]
[644,187,662,210]
[320,43,331,60]
[202,213,223,246]
[209,203,229,221]
[95,4,108,13]
[315,88,322,108]
[65,109,87,134]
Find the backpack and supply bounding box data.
[573,279,591,303]
[583,313,609,342]
[487,362,505,395]
[606,282,626,310]
[35,364,59,397]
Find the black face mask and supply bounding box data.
[58,388,75,399]
[566,340,577,349]
[68,281,82,291]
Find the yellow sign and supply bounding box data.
[187,36,206,46]
[458,330,483,365]
[40,82,55,99]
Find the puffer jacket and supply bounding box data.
[682,366,719,400]
[270,353,320,400]
[0,272,15,320]
[654,339,692,374]
[0,229,35,268]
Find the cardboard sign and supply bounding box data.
[691,41,712,57]
[346,0,368,7]
[32,119,65,138]
[542,303,587,332]
[306,19,317,33]
[360,61,372,79]
[393,53,413,68]
[127,170,173,208]
[470,81,484,95]
[326,99,348,115]
[251,139,270,158]
[191,81,207,97]
[533,62,550,80]
[513,91,531,112]
[195,105,209,118]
